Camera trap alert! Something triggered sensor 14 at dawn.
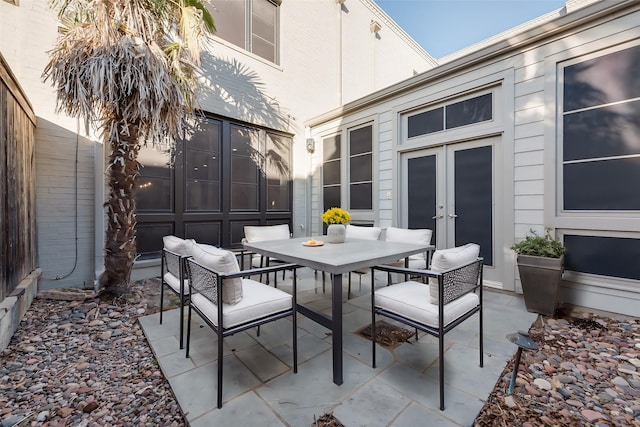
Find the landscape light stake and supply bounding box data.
[506,330,539,395]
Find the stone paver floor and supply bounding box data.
[139,268,537,426]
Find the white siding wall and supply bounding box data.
[308,2,640,315]
[1,0,432,288]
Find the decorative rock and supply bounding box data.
[613,376,630,387]
[504,395,517,408]
[534,378,552,390]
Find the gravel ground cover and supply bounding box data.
[2,279,639,426]
[475,310,640,426]
[0,279,185,427]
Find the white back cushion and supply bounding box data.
[346,224,382,240]
[385,227,432,259]
[191,243,243,305]
[163,235,196,256]
[429,243,480,305]
[244,224,291,242]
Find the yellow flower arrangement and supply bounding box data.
[322,207,351,225]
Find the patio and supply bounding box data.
[140,267,537,426]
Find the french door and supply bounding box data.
[401,137,502,285]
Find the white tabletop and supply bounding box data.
[244,236,432,275]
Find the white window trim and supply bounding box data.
[546,39,640,234]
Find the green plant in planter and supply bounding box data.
[511,228,567,317]
[511,228,567,258]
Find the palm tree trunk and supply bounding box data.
[98,128,140,295]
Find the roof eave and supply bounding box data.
[306,0,636,128]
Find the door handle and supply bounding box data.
[448,213,458,218]
[432,214,444,220]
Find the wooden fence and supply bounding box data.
[0,53,37,301]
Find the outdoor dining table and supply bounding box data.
[243,236,433,386]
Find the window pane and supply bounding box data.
[252,34,275,62]
[445,93,492,129]
[323,186,340,212]
[350,154,372,183]
[251,0,276,62]
[208,0,246,49]
[137,146,172,211]
[136,223,173,259]
[323,135,341,161]
[232,183,258,210]
[266,133,291,211]
[350,125,372,155]
[232,156,260,182]
[564,235,640,280]
[407,108,444,138]
[563,157,640,210]
[186,180,220,211]
[188,121,220,151]
[323,160,340,186]
[267,185,289,210]
[564,44,640,112]
[186,150,220,180]
[563,101,640,161]
[350,182,372,210]
[231,126,260,210]
[185,222,221,247]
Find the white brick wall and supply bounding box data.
[2,0,432,289]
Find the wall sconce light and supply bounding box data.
[370,20,381,34]
[306,138,316,153]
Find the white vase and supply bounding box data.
[326,224,346,243]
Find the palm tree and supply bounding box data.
[43,0,215,295]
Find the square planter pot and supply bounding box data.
[516,254,564,317]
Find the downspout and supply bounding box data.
[337,0,345,106]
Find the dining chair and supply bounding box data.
[160,235,196,349]
[370,243,483,411]
[184,243,298,409]
[345,224,382,296]
[383,227,433,283]
[243,224,291,286]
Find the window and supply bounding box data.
[407,93,493,138]
[349,125,373,210]
[208,0,279,63]
[266,133,291,210]
[561,44,640,211]
[322,135,341,211]
[135,116,292,258]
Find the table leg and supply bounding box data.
[332,273,343,385]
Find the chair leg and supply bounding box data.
[439,336,445,411]
[218,330,224,409]
[293,269,298,374]
[159,282,165,324]
[371,273,376,369]
[348,273,352,298]
[185,304,192,358]
[179,292,184,349]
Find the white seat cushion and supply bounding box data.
[191,278,292,328]
[244,224,291,242]
[385,227,432,260]
[346,224,382,240]
[375,281,479,328]
[163,235,196,256]
[163,272,190,295]
[429,243,480,305]
[191,243,243,305]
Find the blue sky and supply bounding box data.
[375,0,567,58]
